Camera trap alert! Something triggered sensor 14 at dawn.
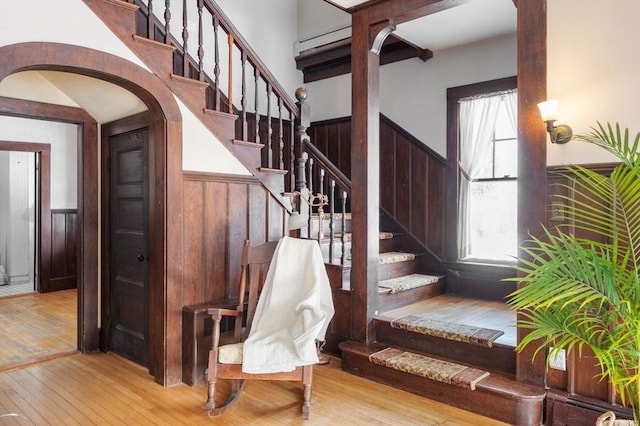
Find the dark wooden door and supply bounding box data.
[108,128,149,366]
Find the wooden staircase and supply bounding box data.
[83,1,544,423]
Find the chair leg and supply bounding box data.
[203,380,217,416]
[302,383,311,420]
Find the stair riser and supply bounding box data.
[377,279,444,312]
[378,260,417,281]
[374,322,516,376]
[341,349,543,426]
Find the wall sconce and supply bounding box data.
[537,100,573,144]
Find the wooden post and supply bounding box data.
[350,13,394,343]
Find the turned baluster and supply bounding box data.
[164,0,171,44]
[197,0,204,81]
[266,82,272,168]
[340,191,347,265]
[278,97,284,170]
[213,15,220,111]
[181,0,189,77]
[307,158,314,239]
[240,51,247,140]
[147,0,154,39]
[329,180,336,264]
[254,68,260,144]
[227,33,233,114]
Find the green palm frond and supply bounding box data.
[508,123,640,418]
[573,122,640,168]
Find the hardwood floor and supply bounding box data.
[0,352,508,425]
[379,294,517,347]
[0,289,510,424]
[0,289,77,372]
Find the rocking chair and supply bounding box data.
[203,237,334,420]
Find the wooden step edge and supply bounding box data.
[103,0,139,12]
[203,109,238,120]
[257,167,288,175]
[169,73,210,88]
[132,34,176,52]
[339,340,545,398]
[232,139,265,149]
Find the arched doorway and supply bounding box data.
[0,42,184,385]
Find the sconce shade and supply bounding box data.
[537,100,559,122]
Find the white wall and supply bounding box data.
[1,0,248,175]
[547,0,640,166]
[306,34,517,157]
[216,0,303,97]
[0,116,78,209]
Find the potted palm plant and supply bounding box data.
[507,122,640,424]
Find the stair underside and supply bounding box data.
[339,340,545,426]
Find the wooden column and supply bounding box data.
[516,0,547,386]
[350,12,394,343]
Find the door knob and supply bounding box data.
[137,254,145,262]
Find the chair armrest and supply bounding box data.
[207,307,243,318]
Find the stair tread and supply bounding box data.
[346,251,418,264]
[327,231,394,242]
[378,252,416,264]
[378,273,441,294]
[340,340,545,398]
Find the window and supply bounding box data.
[455,87,517,264]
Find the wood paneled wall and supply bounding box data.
[544,163,633,422]
[308,115,446,259]
[181,172,288,307]
[48,209,78,292]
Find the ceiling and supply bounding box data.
[326,0,516,52]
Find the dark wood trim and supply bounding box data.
[0,141,51,295]
[0,42,183,385]
[0,96,96,352]
[183,171,259,184]
[381,114,446,165]
[100,110,154,364]
[296,35,433,83]
[49,209,78,292]
[516,0,547,387]
[445,76,517,263]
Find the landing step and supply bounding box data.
[378,273,440,295]
[339,341,544,426]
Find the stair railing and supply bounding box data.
[125,0,299,190]
[294,89,351,265]
[127,1,352,264]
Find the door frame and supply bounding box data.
[100,111,154,366]
[0,97,97,352]
[0,141,51,293]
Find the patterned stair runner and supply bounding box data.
[369,347,489,391]
[389,316,504,348]
[378,252,415,264]
[378,273,440,294]
[338,231,394,242]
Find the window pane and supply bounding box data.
[466,180,517,262]
[494,101,515,140]
[494,139,517,178]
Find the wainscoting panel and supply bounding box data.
[47,209,78,292]
[182,172,287,307]
[309,115,447,259]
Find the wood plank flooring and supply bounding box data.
[0,352,508,425]
[0,290,77,372]
[379,294,517,347]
